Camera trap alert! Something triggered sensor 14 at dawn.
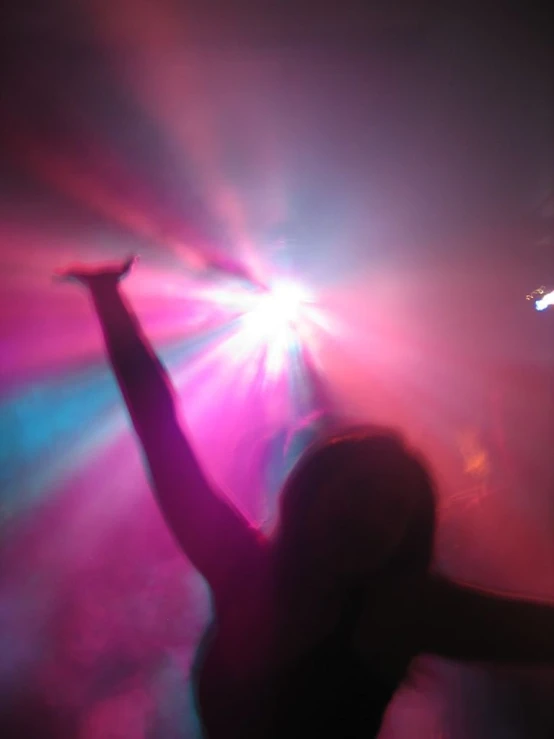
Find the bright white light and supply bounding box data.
[266,283,305,323]
[238,282,308,375]
[536,289,554,311]
[244,283,307,333]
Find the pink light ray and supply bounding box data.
[85,0,287,282]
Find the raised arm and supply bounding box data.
[57,258,263,600]
[418,574,554,666]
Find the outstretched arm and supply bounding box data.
[57,258,263,601]
[419,574,554,666]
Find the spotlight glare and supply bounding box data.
[266,283,305,324]
[238,282,309,375]
[245,282,307,333]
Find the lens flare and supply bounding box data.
[247,283,305,331]
[239,282,309,375]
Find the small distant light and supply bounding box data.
[535,289,554,311]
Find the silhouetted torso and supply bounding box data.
[193,564,410,739]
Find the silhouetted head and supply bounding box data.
[274,427,436,583]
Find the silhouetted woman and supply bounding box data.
[58,257,554,738]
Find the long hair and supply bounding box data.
[274,427,437,587]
